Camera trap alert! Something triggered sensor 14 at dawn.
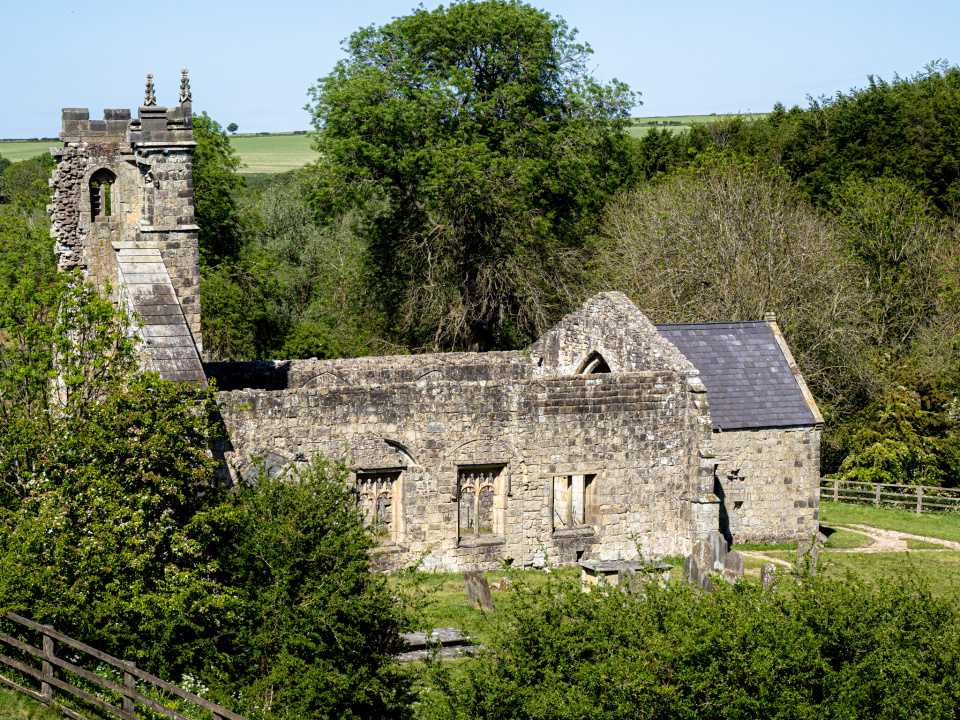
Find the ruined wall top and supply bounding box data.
[528,292,699,379]
[59,71,194,145]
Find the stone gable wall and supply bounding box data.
[529,291,698,377]
[215,370,714,571]
[712,426,820,544]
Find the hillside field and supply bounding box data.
[0,140,57,162]
[3,115,765,176]
[627,112,767,137]
[228,132,316,175]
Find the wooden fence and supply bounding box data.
[820,478,960,514]
[0,612,245,720]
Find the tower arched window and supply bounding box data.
[90,169,117,221]
[578,351,611,374]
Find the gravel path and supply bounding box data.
[828,524,960,553]
[738,524,960,569]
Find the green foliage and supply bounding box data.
[192,112,245,264]
[227,123,238,134]
[832,388,960,486]
[0,154,53,210]
[208,456,414,719]
[422,570,960,719]
[200,262,272,361]
[0,375,227,679]
[833,176,952,350]
[689,62,960,213]
[307,0,637,350]
[599,153,869,409]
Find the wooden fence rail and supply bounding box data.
[0,612,245,720]
[820,478,960,514]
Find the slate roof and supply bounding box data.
[655,321,815,430]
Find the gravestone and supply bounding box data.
[796,535,820,575]
[463,571,494,612]
[761,563,777,591]
[722,549,745,584]
[683,554,700,585]
[692,530,728,575]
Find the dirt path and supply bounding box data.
[739,525,960,570]
[828,524,960,553]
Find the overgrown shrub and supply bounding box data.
[423,569,960,719]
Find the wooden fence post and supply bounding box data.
[123,661,136,715]
[40,628,54,705]
[833,478,838,502]
[875,484,881,507]
[917,486,923,515]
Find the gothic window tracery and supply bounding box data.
[357,470,402,539]
[458,466,502,541]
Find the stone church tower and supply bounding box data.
[48,71,204,384]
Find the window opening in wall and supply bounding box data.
[579,352,611,374]
[90,169,116,221]
[553,474,597,531]
[734,501,744,510]
[356,470,402,539]
[459,466,503,541]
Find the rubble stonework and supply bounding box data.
[49,80,824,574]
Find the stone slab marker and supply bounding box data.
[114,242,205,385]
[463,571,494,612]
[685,531,744,588]
[761,563,777,591]
[722,549,745,584]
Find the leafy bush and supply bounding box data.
[423,569,960,719]
[208,457,415,719]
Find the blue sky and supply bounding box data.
[1,0,957,138]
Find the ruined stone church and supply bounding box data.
[48,75,823,572]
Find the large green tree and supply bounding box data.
[307,0,637,351]
[192,111,245,264]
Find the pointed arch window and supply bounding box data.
[578,352,611,374]
[90,168,117,221]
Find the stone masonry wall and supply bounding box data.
[712,426,820,544]
[215,370,712,572]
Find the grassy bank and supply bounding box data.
[626,112,767,137]
[228,133,315,175]
[0,686,63,719]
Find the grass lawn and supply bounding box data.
[228,133,316,175]
[0,686,63,719]
[820,501,960,544]
[823,551,960,598]
[395,567,582,646]
[907,538,946,550]
[733,540,797,552]
[0,142,55,163]
[822,528,873,549]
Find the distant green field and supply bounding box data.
[2,116,766,176]
[0,140,56,162]
[229,133,316,175]
[627,113,767,138]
